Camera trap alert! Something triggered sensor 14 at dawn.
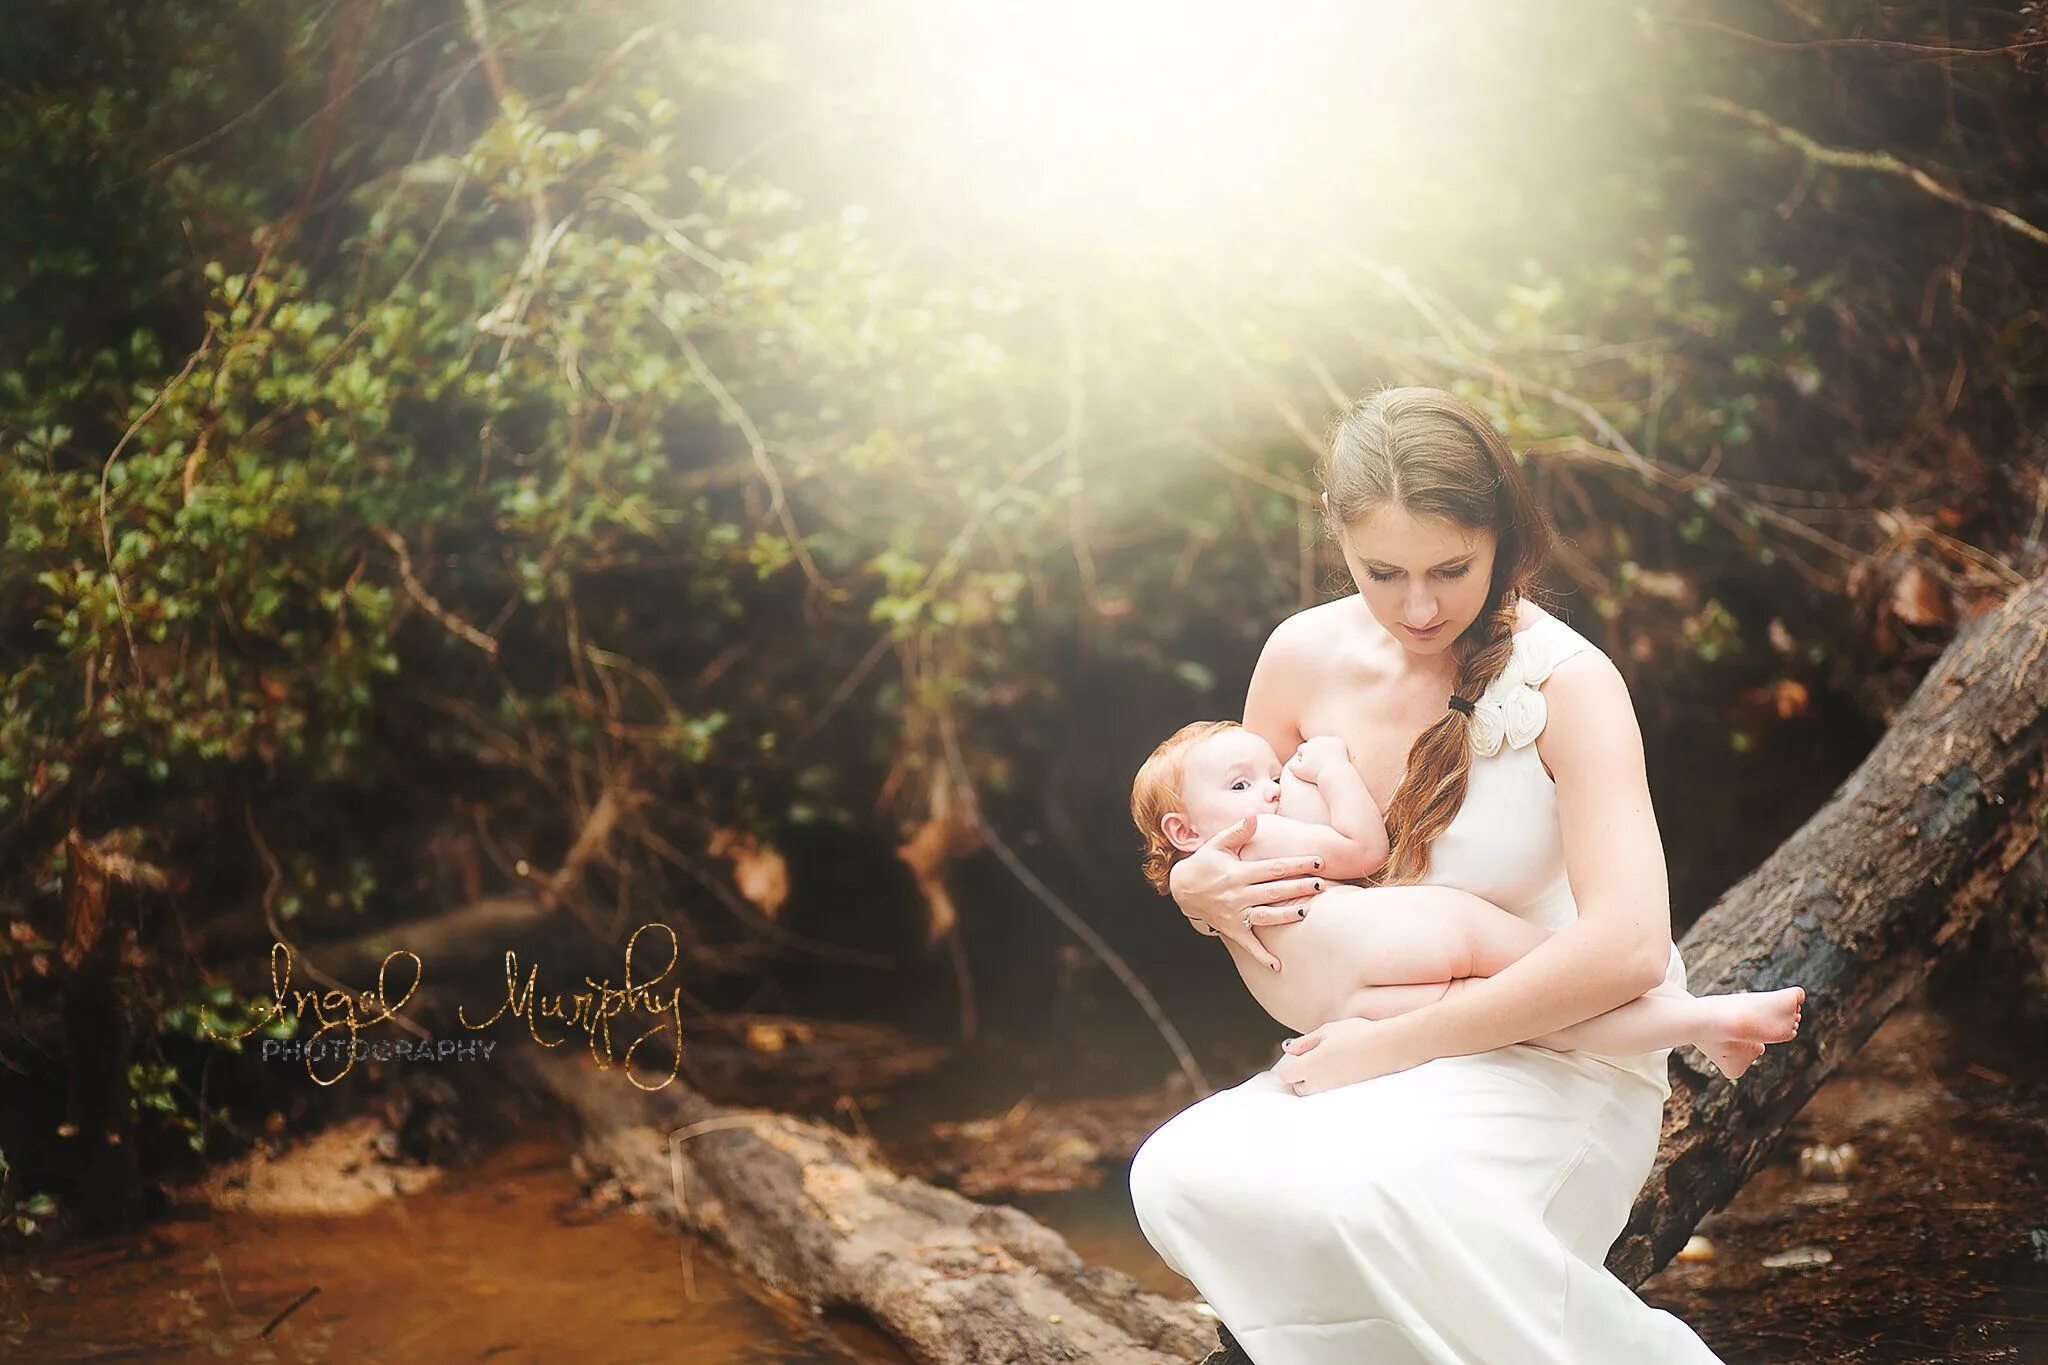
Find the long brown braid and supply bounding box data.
[1320,386,1555,886]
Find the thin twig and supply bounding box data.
[243,803,431,1042]
[97,324,217,683]
[937,713,1209,1095]
[374,527,500,657]
[669,330,831,594]
[1666,16,2048,59]
[1694,94,2048,249]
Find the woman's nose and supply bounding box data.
[1403,586,1437,624]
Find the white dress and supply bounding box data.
[1128,609,1726,1364]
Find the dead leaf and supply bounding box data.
[1890,564,1953,629]
[1631,569,1694,603]
[707,828,790,918]
[895,781,983,947]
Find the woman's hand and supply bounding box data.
[1274,1016,1429,1095]
[1167,813,1326,973]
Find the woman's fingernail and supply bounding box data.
[1313,879,1324,891]
[1298,906,1309,918]
[1313,858,1323,870]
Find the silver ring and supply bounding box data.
[1242,910,1253,931]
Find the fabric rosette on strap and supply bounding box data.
[1464,647,1548,756]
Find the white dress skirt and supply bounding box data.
[1128,610,1727,1364]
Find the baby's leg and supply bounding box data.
[1247,884,1508,1030]
[1332,976,1805,1081]
[1333,980,1455,1019]
[1311,884,1549,986]
[1345,888,1807,1058]
[1292,884,1596,1027]
[1531,984,1805,1055]
[1281,884,1804,1072]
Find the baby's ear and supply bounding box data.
[1160,811,1201,852]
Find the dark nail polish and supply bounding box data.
[1313,858,1323,870]
[1313,879,1324,891]
[1298,906,1309,918]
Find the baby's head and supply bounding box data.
[1130,721,1283,894]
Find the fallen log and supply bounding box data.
[1610,570,2048,1285]
[503,1044,1217,1364]
[1932,835,2048,1026]
[890,1080,1199,1198]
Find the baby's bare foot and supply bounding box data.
[1712,986,1805,1045]
[1698,1039,1767,1081]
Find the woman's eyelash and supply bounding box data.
[1367,566,1471,582]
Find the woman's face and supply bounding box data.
[1331,499,1498,657]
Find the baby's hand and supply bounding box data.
[1287,735,1351,782]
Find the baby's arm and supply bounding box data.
[1241,812,1385,888]
[1283,736,1389,880]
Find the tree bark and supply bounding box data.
[59,830,147,1232]
[504,1044,1217,1364]
[1609,571,2048,1285]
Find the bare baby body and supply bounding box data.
[1177,731,1803,1078]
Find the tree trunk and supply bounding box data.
[60,830,146,1233]
[1609,571,2048,1285]
[504,1044,1218,1365]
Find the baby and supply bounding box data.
[1130,720,1805,1080]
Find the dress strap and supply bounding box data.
[1465,609,1601,756]
[1512,608,1600,687]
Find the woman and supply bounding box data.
[1127,386,1727,1363]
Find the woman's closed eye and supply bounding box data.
[1366,564,1472,582]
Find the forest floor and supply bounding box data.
[1636,1001,2048,1364]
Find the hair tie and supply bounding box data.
[1447,695,1476,716]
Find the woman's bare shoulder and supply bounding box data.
[1247,599,1369,735]
[1259,596,1365,660]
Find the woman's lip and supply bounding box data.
[1406,620,1447,637]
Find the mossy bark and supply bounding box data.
[1611,572,2048,1285]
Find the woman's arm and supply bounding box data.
[1275,649,1672,1091]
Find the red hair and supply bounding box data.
[1129,720,1241,895]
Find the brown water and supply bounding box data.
[0,1137,892,1364]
